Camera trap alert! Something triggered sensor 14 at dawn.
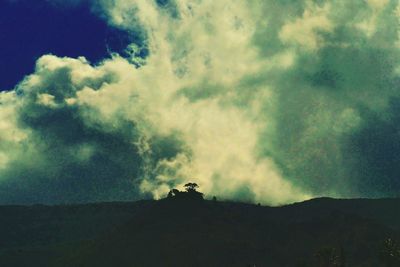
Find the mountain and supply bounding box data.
[0,198,399,267]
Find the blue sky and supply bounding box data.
[0,0,132,90]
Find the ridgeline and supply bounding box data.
[0,193,399,266]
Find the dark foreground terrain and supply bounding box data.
[0,197,399,267]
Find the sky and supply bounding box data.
[0,0,400,205]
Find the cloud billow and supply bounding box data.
[0,0,399,204]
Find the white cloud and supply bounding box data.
[279,1,333,50]
[37,93,57,108]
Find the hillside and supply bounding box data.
[0,198,399,267]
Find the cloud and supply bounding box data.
[279,1,333,50]
[1,0,400,204]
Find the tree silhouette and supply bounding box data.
[184,183,199,192]
[380,238,400,267]
[166,182,203,201]
[167,190,174,198]
[172,189,180,195]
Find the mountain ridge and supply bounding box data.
[0,197,399,266]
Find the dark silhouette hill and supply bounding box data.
[0,198,399,267]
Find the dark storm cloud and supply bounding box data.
[0,56,187,204]
[253,0,400,197]
[1,0,400,204]
[0,61,137,203]
[346,98,400,197]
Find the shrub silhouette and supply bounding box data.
[315,246,345,267]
